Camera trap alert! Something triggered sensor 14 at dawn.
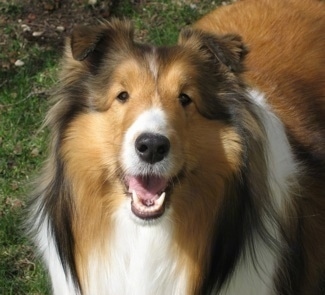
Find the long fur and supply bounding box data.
[28,0,325,294]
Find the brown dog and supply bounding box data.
[29,0,325,294]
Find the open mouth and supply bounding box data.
[125,175,169,220]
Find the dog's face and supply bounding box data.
[57,20,246,223]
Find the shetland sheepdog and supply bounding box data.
[28,0,325,294]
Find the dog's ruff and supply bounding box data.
[28,0,325,294]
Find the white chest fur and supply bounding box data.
[85,204,188,295]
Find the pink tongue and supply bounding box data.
[128,176,167,200]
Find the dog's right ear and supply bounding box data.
[69,19,134,71]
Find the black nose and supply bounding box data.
[135,133,170,164]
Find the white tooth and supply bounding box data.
[155,192,166,207]
[132,190,142,206]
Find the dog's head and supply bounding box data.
[51,19,248,223]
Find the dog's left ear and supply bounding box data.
[70,25,109,62]
[67,19,134,73]
[178,28,247,73]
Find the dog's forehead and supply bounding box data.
[110,44,196,89]
[142,45,197,84]
[146,46,159,79]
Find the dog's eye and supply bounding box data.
[178,93,192,107]
[117,91,129,103]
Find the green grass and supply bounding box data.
[0,0,219,293]
[0,44,58,293]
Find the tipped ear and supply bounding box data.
[69,19,134,70]
[178,28,247,73]
[70,26,108,61]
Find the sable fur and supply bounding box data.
[28,0,325,294]
[195,1,325,293]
